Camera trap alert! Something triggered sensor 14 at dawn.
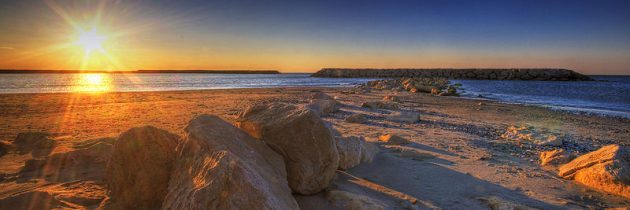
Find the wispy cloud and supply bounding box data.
[0,46,15,50]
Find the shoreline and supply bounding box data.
[2,86,628,120]
[0,86,629,208]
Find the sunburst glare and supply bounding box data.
[71,73,112,93]
[76,28,106,55]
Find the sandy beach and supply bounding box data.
[0,87,629,209]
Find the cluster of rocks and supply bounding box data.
[312,68,593,81]
[493,124,630,199]
[358,77,459,96]
[500,125,564,147]
[2,92,381,209]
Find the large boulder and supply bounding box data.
[335,136,379,170]
[558,145,630,199]
[105,126,180,210]
[12,132,56,157]
[163,115,298,210]
[236,103,339,195]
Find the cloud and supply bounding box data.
[0,46,15,50]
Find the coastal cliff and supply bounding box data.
[311,68,593,81]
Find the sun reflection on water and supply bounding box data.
[72,73,112,93]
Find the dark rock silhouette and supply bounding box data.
[311,68,593,81]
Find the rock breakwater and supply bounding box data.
[311,68,592,81]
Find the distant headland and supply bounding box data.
[0,69,281,74]
[311,68,593,81]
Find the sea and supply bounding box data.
[0,73,628,118]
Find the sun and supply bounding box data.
[75,28,106,54]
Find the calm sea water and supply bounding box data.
[452,76,630,118]
[0,73,374,93]
[0,73,628,118]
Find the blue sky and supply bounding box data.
[0,0,628,74]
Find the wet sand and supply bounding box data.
[0,87,628,209]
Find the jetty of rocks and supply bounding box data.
[311,68,593,81]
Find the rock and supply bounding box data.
[430,88,441,95]
[558,145,630,199]
[386,111,420,123]
[412,85,436,93]
[361,141,379,164]
[326,190,385,210]
[383,95,400,102]
[314,69,593,81]
[12,132,56,157]
[345,113,368,124]
[477,196,536,210]
[335,136,362,170]
[0,141,12,157]
[536,135,563,147]
[335,136,379,170]
[106,126,181,210]
[540,149,574,166]
[307,99,340,115]
[236,103,339,195]
[501,125,563,147]
[361,101,399,110]
[389,146,435,161]
[163,115,299,210]
[21,142,113,181]
[378,134,409,145]
[311,91,334,100]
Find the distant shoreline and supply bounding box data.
[0,70,281,74]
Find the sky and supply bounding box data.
[0,0,629,74]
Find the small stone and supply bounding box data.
[378,134,409,145]
[345,113,368,124]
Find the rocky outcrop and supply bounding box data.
[236,103,339,195]
[558,145,630,199]
[106,126,181,210]
[163,115,299,210]
[312,68,593,81]
[540,149,574,166]
[359,77,458,96]
[335,136,379,170]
